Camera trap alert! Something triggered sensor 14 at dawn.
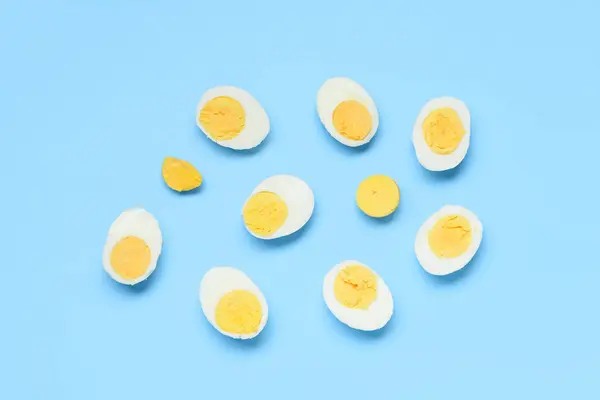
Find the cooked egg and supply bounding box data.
[413,97,471,171]
[162,156,202,192]
[356,175,400,218]
[415,205,483,276]
[242,175,314,240]
[317,77,379,147]
[199,267,268,340]
[196,86,270,150]
[102,208,163,285]
[323,260,393,331]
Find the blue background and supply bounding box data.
[1,0,599,398]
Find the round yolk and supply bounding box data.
[242,191,288,237]
[198,96,246,141]
[110,236,151,280]
[422,107,465,155]
[334,265,378,310]
[356,175,400,218]
[162,156,202,192]
[332,100,372,141]
[215,290,263,334]
[428,215,473,258]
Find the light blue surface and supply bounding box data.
[1,0,599,398]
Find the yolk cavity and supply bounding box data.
[334,265,377,309]
[356,175,400,218]
[332,100,372,141]
[422,108,465,155]
[215,290,263,334]
[162,156,202,192]
[243,191,288,237]
[199,96,246,141]
[110,236,151,280]
[428,215,472,258]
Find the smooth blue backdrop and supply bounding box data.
[1,1,599,399]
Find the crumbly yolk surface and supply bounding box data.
[422,107,465,154]
[162,156,202,192]
[215,290,263,334]
[332,100,372,141]
[334,265,378,310]
[356,175,400,218]
[428,215,472,258]
[199,96,246,141]
[242,191,288,237]
[110,236,151,280]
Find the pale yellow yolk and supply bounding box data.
[162,156,202,192]
[334,265,377,310]
[110,236,151,280]
[242,191,288,237]
[332,100,372,141]
[356,175,400,218]
[428,215,472,258]
[199,96,246,140]
[422,108,465,154]
[215,290,263,334]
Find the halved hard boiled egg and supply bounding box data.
[102,208,163,285]
[242,175,314,240]
[415,205,483,276]
[323,260,393,331]
[317,77,379,147]
[196,86,270,150]
[199,267,268,340]
[413,97,470,171]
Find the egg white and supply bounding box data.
[412,97,471,171]
[102,208,163,285]
[323,260,393,331]
[317,77,379,147]
[196,86,270,150]
[199,267,268,340]
[242,175,315,240]
[415,205,483,276]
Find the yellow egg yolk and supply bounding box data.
[162,156,202,192]
[422,108,465,155]
[242,191,288,237]
[332,100,372,141]
[110,236,151,280]
[215,290,263,335]
[428,215,472,258]
[356,175,400,218]
[199,96,246,141]
[334,265,377,309]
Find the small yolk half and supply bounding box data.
[242,191,288,237]
[332,100,372,141]
[334,265,377,310]
[422,107,465,155]
[199,96,246,141]
[215,290,263,335]
[428,215,472,258]
[162,156,202,192]
[110,236,151,280]
[356,175,400,218]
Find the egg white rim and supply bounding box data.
[415,205,483,276]
[412,97,471,171]
[196,86,270,150]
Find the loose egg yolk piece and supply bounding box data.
[334,265,377,309]
[110,236,151,280]
[242,191,288,237]
[162,156,202,192]
[356,175,400,218]
[332,100,372,141]
[428,215,472,258]
[199,96,246,141]
[215,290,263,334]
[422,108,465,155]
